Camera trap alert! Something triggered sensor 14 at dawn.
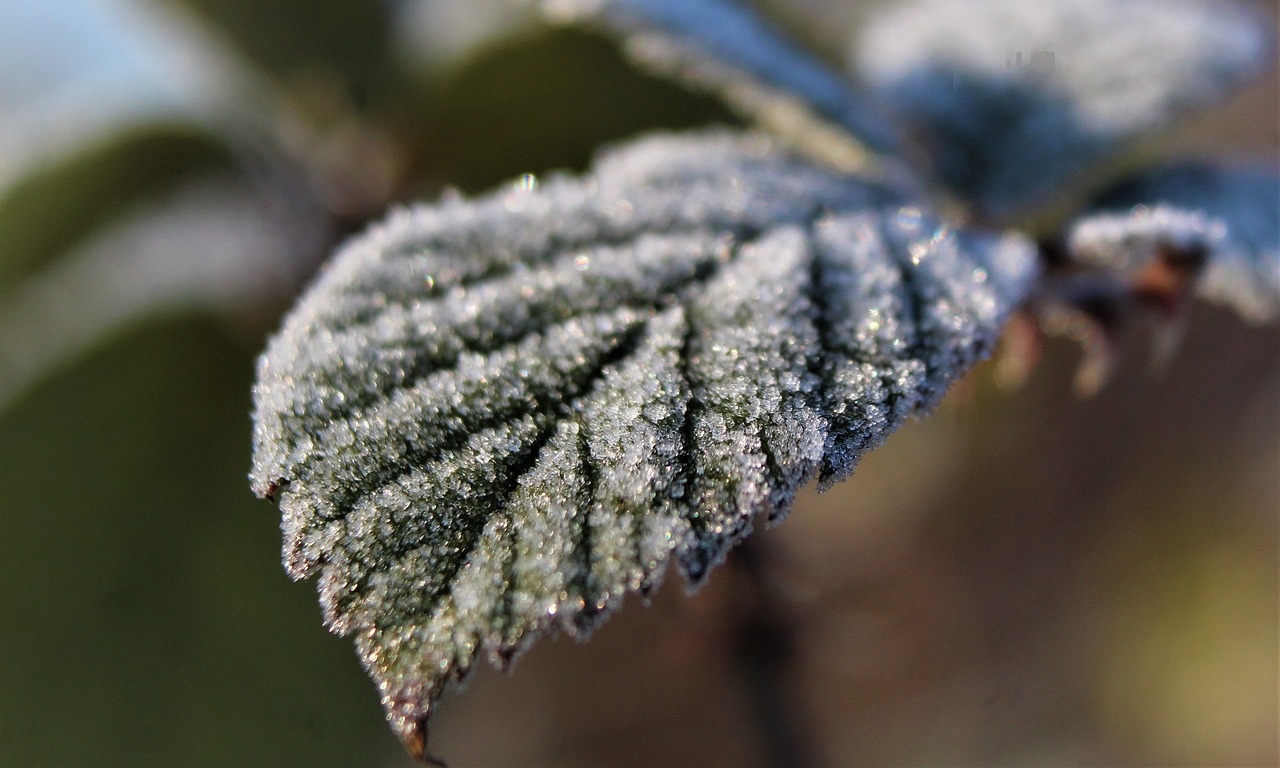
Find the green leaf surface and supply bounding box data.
[250,130,1037,759]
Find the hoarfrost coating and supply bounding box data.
[249,0,1278,761]
[249,131,1037,756]
[1086,165,1280,321]
[855,0,1271,218]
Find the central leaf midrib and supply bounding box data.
[361,318,653,630]
[345,218,786,630]
[334,213,778,613]
[301,274,750,521]
[280,223,755,469]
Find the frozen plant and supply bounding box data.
[249,0,1279,762]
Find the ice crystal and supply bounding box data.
[1067,204,1224,271]
[854,0,1272,219]
[249,131,1036,757]
[1081,164,1280,321]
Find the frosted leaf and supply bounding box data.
[249,130,1037,760]
[528,0,902,163]
[853,0,1274,220]
[1074,165,1280,321]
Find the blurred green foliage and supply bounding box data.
[0,317,396,766]
[162,0,398,110]
[407,27,737,192]
[0,125,231,289]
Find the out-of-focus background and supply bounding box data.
[0,1,1275,766]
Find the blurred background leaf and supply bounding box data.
[0,124,232,287]
[0,317,401,766]
[407,26,736,192]
[159,0,400,113]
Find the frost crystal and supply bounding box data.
[1067,205,1225,271]
[1081,164,1280,321]
[854,0,1273,219]
[249,131,1036,757]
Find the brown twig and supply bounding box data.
[726,534,822,768]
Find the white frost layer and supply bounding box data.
[249,129,1037,750]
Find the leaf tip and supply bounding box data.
[383,685,446,766]
[255,480,280,503]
